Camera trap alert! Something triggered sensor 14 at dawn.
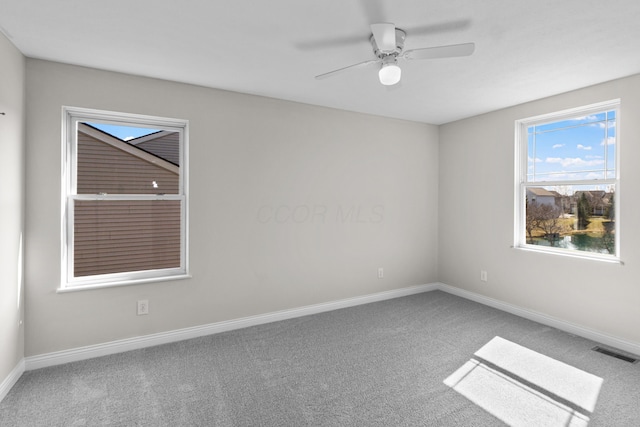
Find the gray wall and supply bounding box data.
[24,59,439,356]
[439,74,640,345]
[16,52,640,366]
[0,34,25,383]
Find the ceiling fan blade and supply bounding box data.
[402,42,475,61]
[371,23,396,52]
[315,59,380,80]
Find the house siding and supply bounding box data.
[77,130,179,195]
[134,132,180,166]
[74,200,181,277]
[74,130,180,277]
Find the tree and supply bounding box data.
[526,201,563,245]
[553,185,572,214]
[525,201,544,244]
[605,192,615,220]
[577,193,591,230]
[537,204,564,246]
[601,192,615,254]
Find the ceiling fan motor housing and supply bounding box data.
[371,28,406,58]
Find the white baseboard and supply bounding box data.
[0,359,25,403]
[436,282,640,356]
[21,281,640,373]
[25,283,439,371]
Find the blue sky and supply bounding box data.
[527,111,616,186]
[87,122,159,141]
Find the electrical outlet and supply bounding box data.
[480,270,488,282]
[378,267,384,279]
[137,299,149,315]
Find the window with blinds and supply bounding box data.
[62,107,189,289]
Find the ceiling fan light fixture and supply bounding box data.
[314,22,474,85]
[379,58,401,85]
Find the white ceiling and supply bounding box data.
[1,0,640,124]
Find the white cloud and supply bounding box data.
[573,115,599,121]
[552,144,564,149]
[598,121,616,129]
[600,136,616,146]
[545,157,604,168]
[576,144,592,150]
[124,136,135,141]
[528,156,543,163]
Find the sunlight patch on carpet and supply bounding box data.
[444,336,603,427]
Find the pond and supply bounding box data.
[530,233,613,254]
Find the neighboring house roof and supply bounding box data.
[527,187,557,197]
[128,130,180,166]
[79,123,178,174]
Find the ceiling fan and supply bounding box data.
[315,23,475,86]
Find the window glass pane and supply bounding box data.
[89,123,160,140]
[527,133,536,181]
[534,113,605,133]
[605,122,616,174]
[525,184,615,255]
[74,199,181,277]
[77,122,180,194]
[527,110,615,182]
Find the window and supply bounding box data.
[62,107,189,289]
[515,100,619,261]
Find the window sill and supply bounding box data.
[57,274,191,293]
[513,244,622,265]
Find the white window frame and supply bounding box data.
[514,100,620,262]
[60,106,189,291]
